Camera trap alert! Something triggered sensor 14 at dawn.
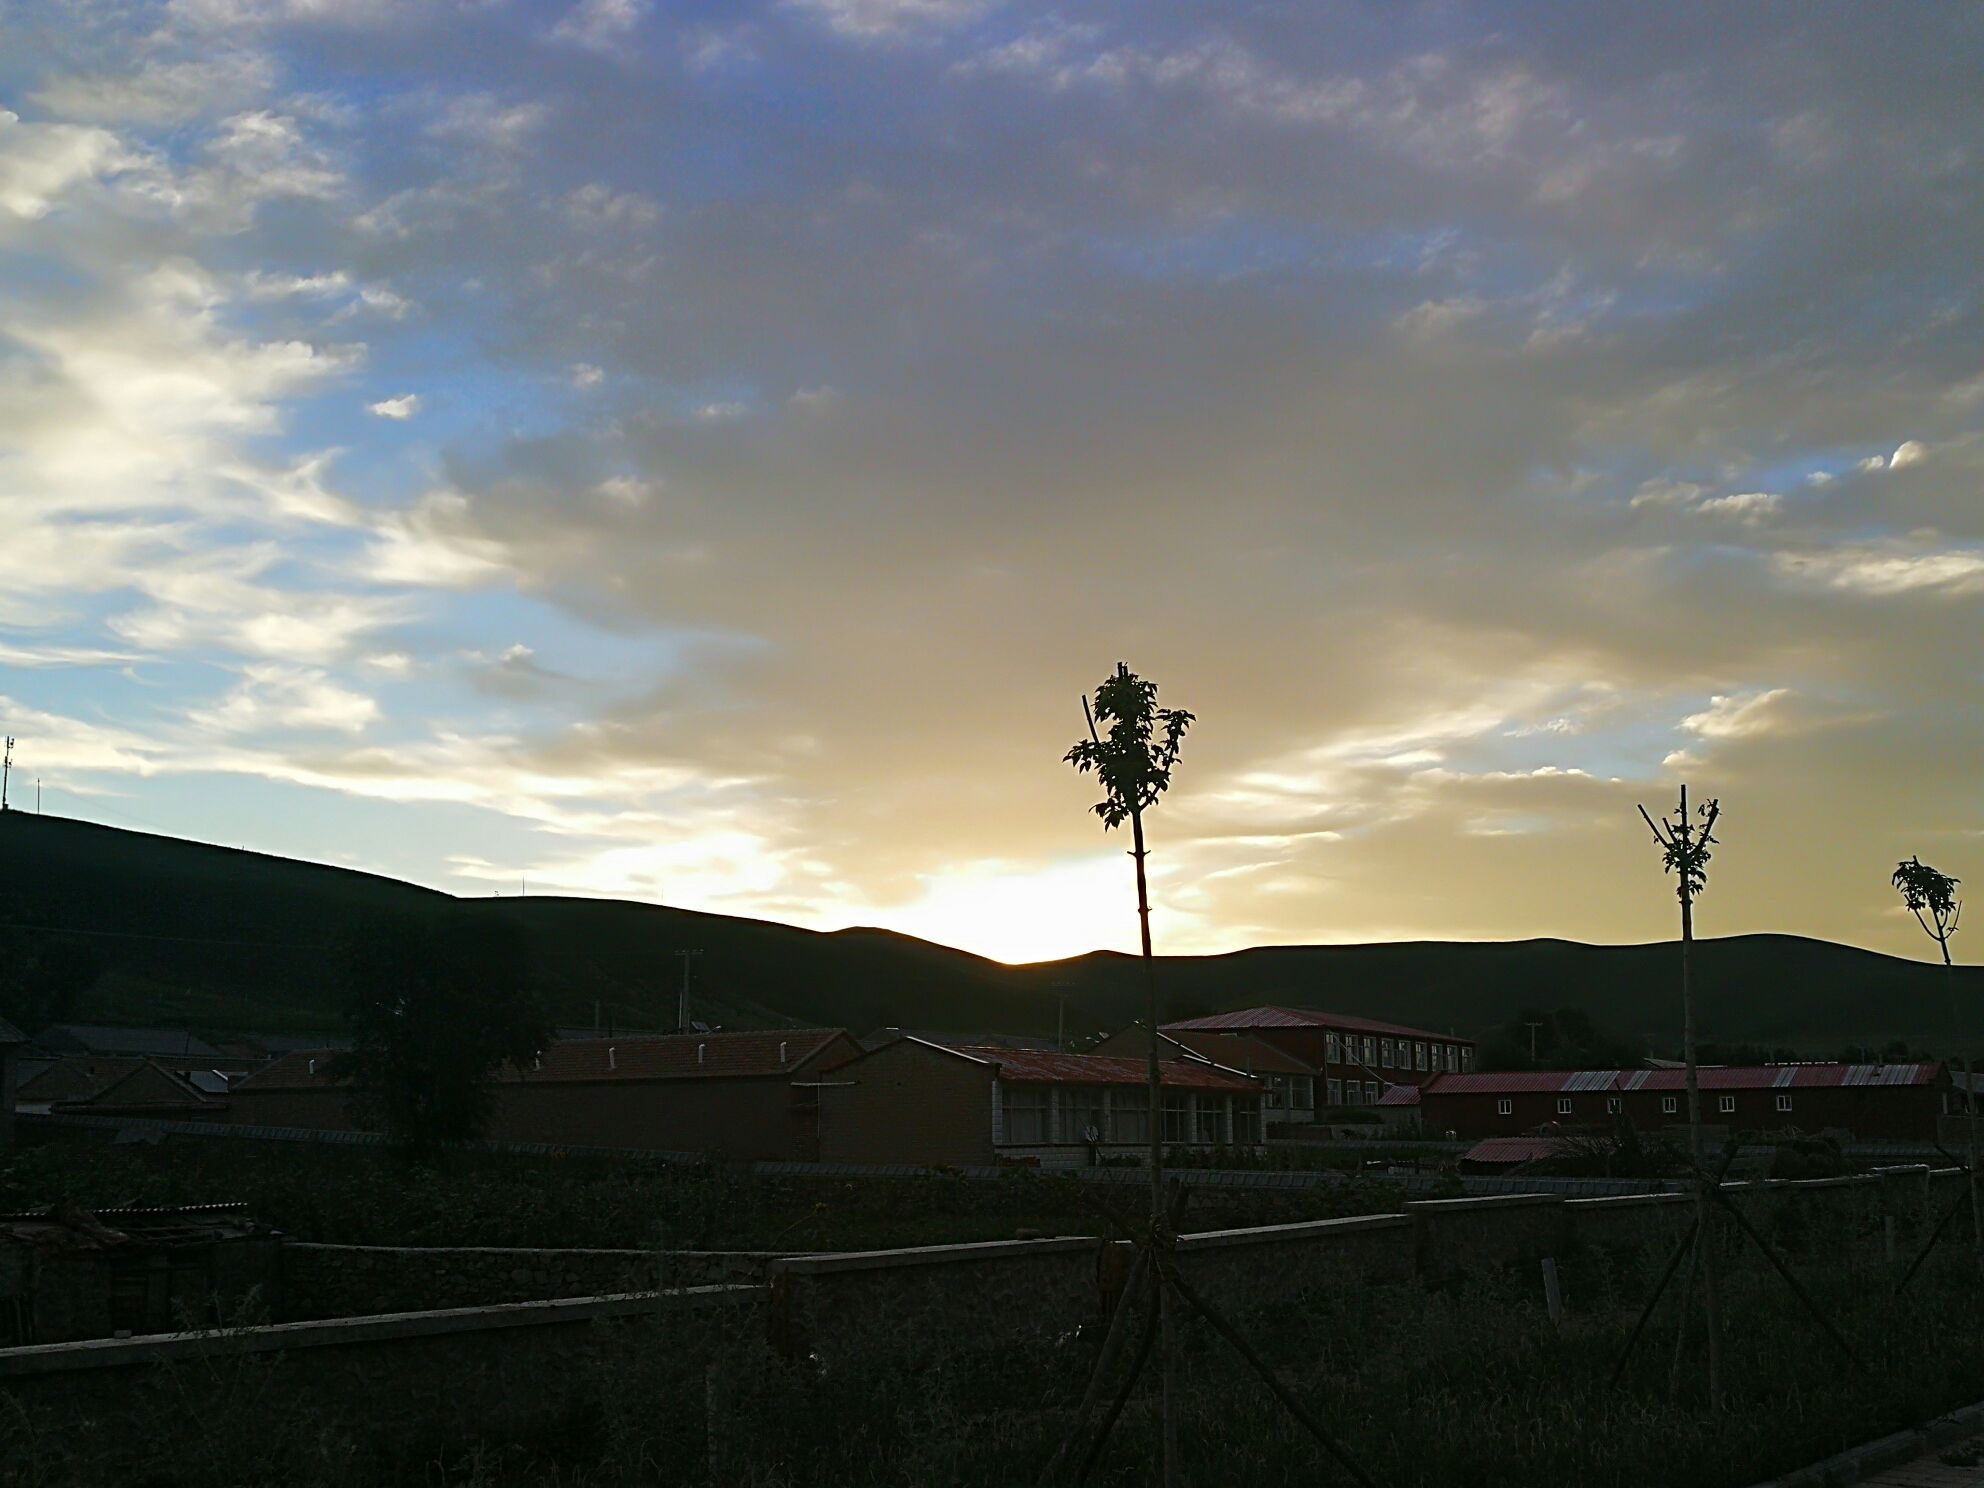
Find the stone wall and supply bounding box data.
[280,1243,793,1320]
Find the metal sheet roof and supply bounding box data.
[1163,1006,1465,1043]
[1424,1062,1944,1096]
[948,1047,1262,1092]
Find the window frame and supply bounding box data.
[1556,1097,1573,1115]
[1496,1097,1513,1116]
[1661,1095,1678,1115]
[1004,1086,1048,1145]
[1718,1094,1737,1115]
[1416,1041,1429,1071]
[1775,1093,1793,1114]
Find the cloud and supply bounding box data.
[366,393,421,419]
[1889,438,1928,470]
[550,0,647,52]
[0,110,136,219]
[789,0,991,41]
[187,664,380,735]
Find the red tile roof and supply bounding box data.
[234,1029,857,1091]
[1423,1062,1945,1097]
[1163,1006,1467,1044]
[946,1046,1262,1092]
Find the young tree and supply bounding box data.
[1892,856,1975,1261]
[1066,661,1193,1482]
[0,926,102,1035]
[328,910,548,1156]
[1638,785,1724,1406]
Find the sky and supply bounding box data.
[0,2,1980,964]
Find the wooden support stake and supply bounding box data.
[1541,1257,1565,1333]
[1075,1271,1160,1485]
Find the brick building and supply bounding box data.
[227,1029,863,1159]
[812,1036,1266,1168]
[1416,1062,1951,1142]
[1161,1007,1474,1110]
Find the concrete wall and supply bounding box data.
[280,1243,792,1319]
[815,1038,997,1167]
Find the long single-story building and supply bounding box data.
[227,1028,864,1159]
[1416,1062,1951,1142]
[1161,1006,1475,1109]
[811,1036,1266,1168]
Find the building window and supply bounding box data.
[1380,1038,1394,1068]
[1326,1033,1341,1064]
[1005,1087,1048,1144]
[1264,1076,1286,1111]
[1292,1075,1315,1111]
[1365,1081,1379,1105]
[1341,1081,1361,1107]
[1326,1077,1343,1106]
[1662,1095,1678,1115]
[1776,1094,1793,1114]
[1496,1098,1513,1116]
[1416,1042,1429,1071]
[1069,1088,1107,1144]
[1195,1099,1222,1145]
[1446,1045,1459,1073]
[1231,1098,1262,1145]
[1556,1097,1573,1115]
[1363,1036,1377,1064]
[1113,1087,1150,1143]
[1461,1048,1474,1072]
[1162,1093,1190,1143]
[1606,1097,1622,1114]
[1718,1095,1736,1115]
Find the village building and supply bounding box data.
[45,1060,230,1121]
[0,1017,23,1152]
[1091,1024,1321,1125]
[1412,1062,1951,1142]
[226,1028,863,1159]
[1160,1007,1474,1110]
[810,1035,1266,1168]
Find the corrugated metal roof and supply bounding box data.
[1462,1135,1585,1167]
[1163,1030,1318,1076]
[1424,1062,1944,1097]
[949,1047,1261,1092]
[1377,1083,1421,1106]
[1162,1006,1464,1043]
[235,1029,857,1091]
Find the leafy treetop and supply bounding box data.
[1064,662,1194,829]
[1893,856,1961,945]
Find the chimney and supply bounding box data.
[608,1046,617,1072]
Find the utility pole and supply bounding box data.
[675,949,703,1033]
[1525,1021,1544,1065]
[2,737,13,812]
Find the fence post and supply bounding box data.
[1541,1257,1565,1332]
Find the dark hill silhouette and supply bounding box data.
[1,811,1976,1054]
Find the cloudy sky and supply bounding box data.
[1,3,1980,963]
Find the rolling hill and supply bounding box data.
[1,811,1976,1056]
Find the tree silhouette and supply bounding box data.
[328,910,547,1156]
[1066,661,1193,1483]
[1892,855,1976,1262]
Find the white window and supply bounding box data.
[1264,1076,1286,1111]
[1606,1097,1622,1114]
[1431,1044,1445,1073]
[1496,1098,1513,1116]
[1416,1042,1429,1071]
[1556,1097,1573,1115]
[1342,1082,1361,1107]
[1069,1088,1107,1144]
[1005,1087,1048,1144]
[1446,1045,1460,1072]
[1195,1099,1221,1145]
[1363,1036,1377,1064]
[1113,1087,1150,1143]
[1461,1048,1474,1072]
[1776,1093,1793,1114]
[1662,1095,1677,1115]
[1718,1095,1736,1115]
[1379,1038,1393,1067]
[1326,1033,1342,1064]
[1162,1093,1190,1142]
[1326,1077,1343,1106]
[1292,1076,1315,1111]
[1365,1080,1379,1105]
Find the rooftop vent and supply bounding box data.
[697,1042,707,1066]
[779,1041,789,1064]
[306,1058,315,1075]
[608,1046,617,1072]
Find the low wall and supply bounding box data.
[281,1242,793,1320]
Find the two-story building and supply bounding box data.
[1161,1007,1474,1110]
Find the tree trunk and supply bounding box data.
[1943,944,1981,1267]
[1677,786,1723,1407]
[1130,805,1174,1481]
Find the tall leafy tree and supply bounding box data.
[328,910,547,1155]
[1066,661,1193,1483]
[1892,855,1975,1261]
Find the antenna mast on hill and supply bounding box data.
[2,737,13,812]
[675,948,703,1033]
